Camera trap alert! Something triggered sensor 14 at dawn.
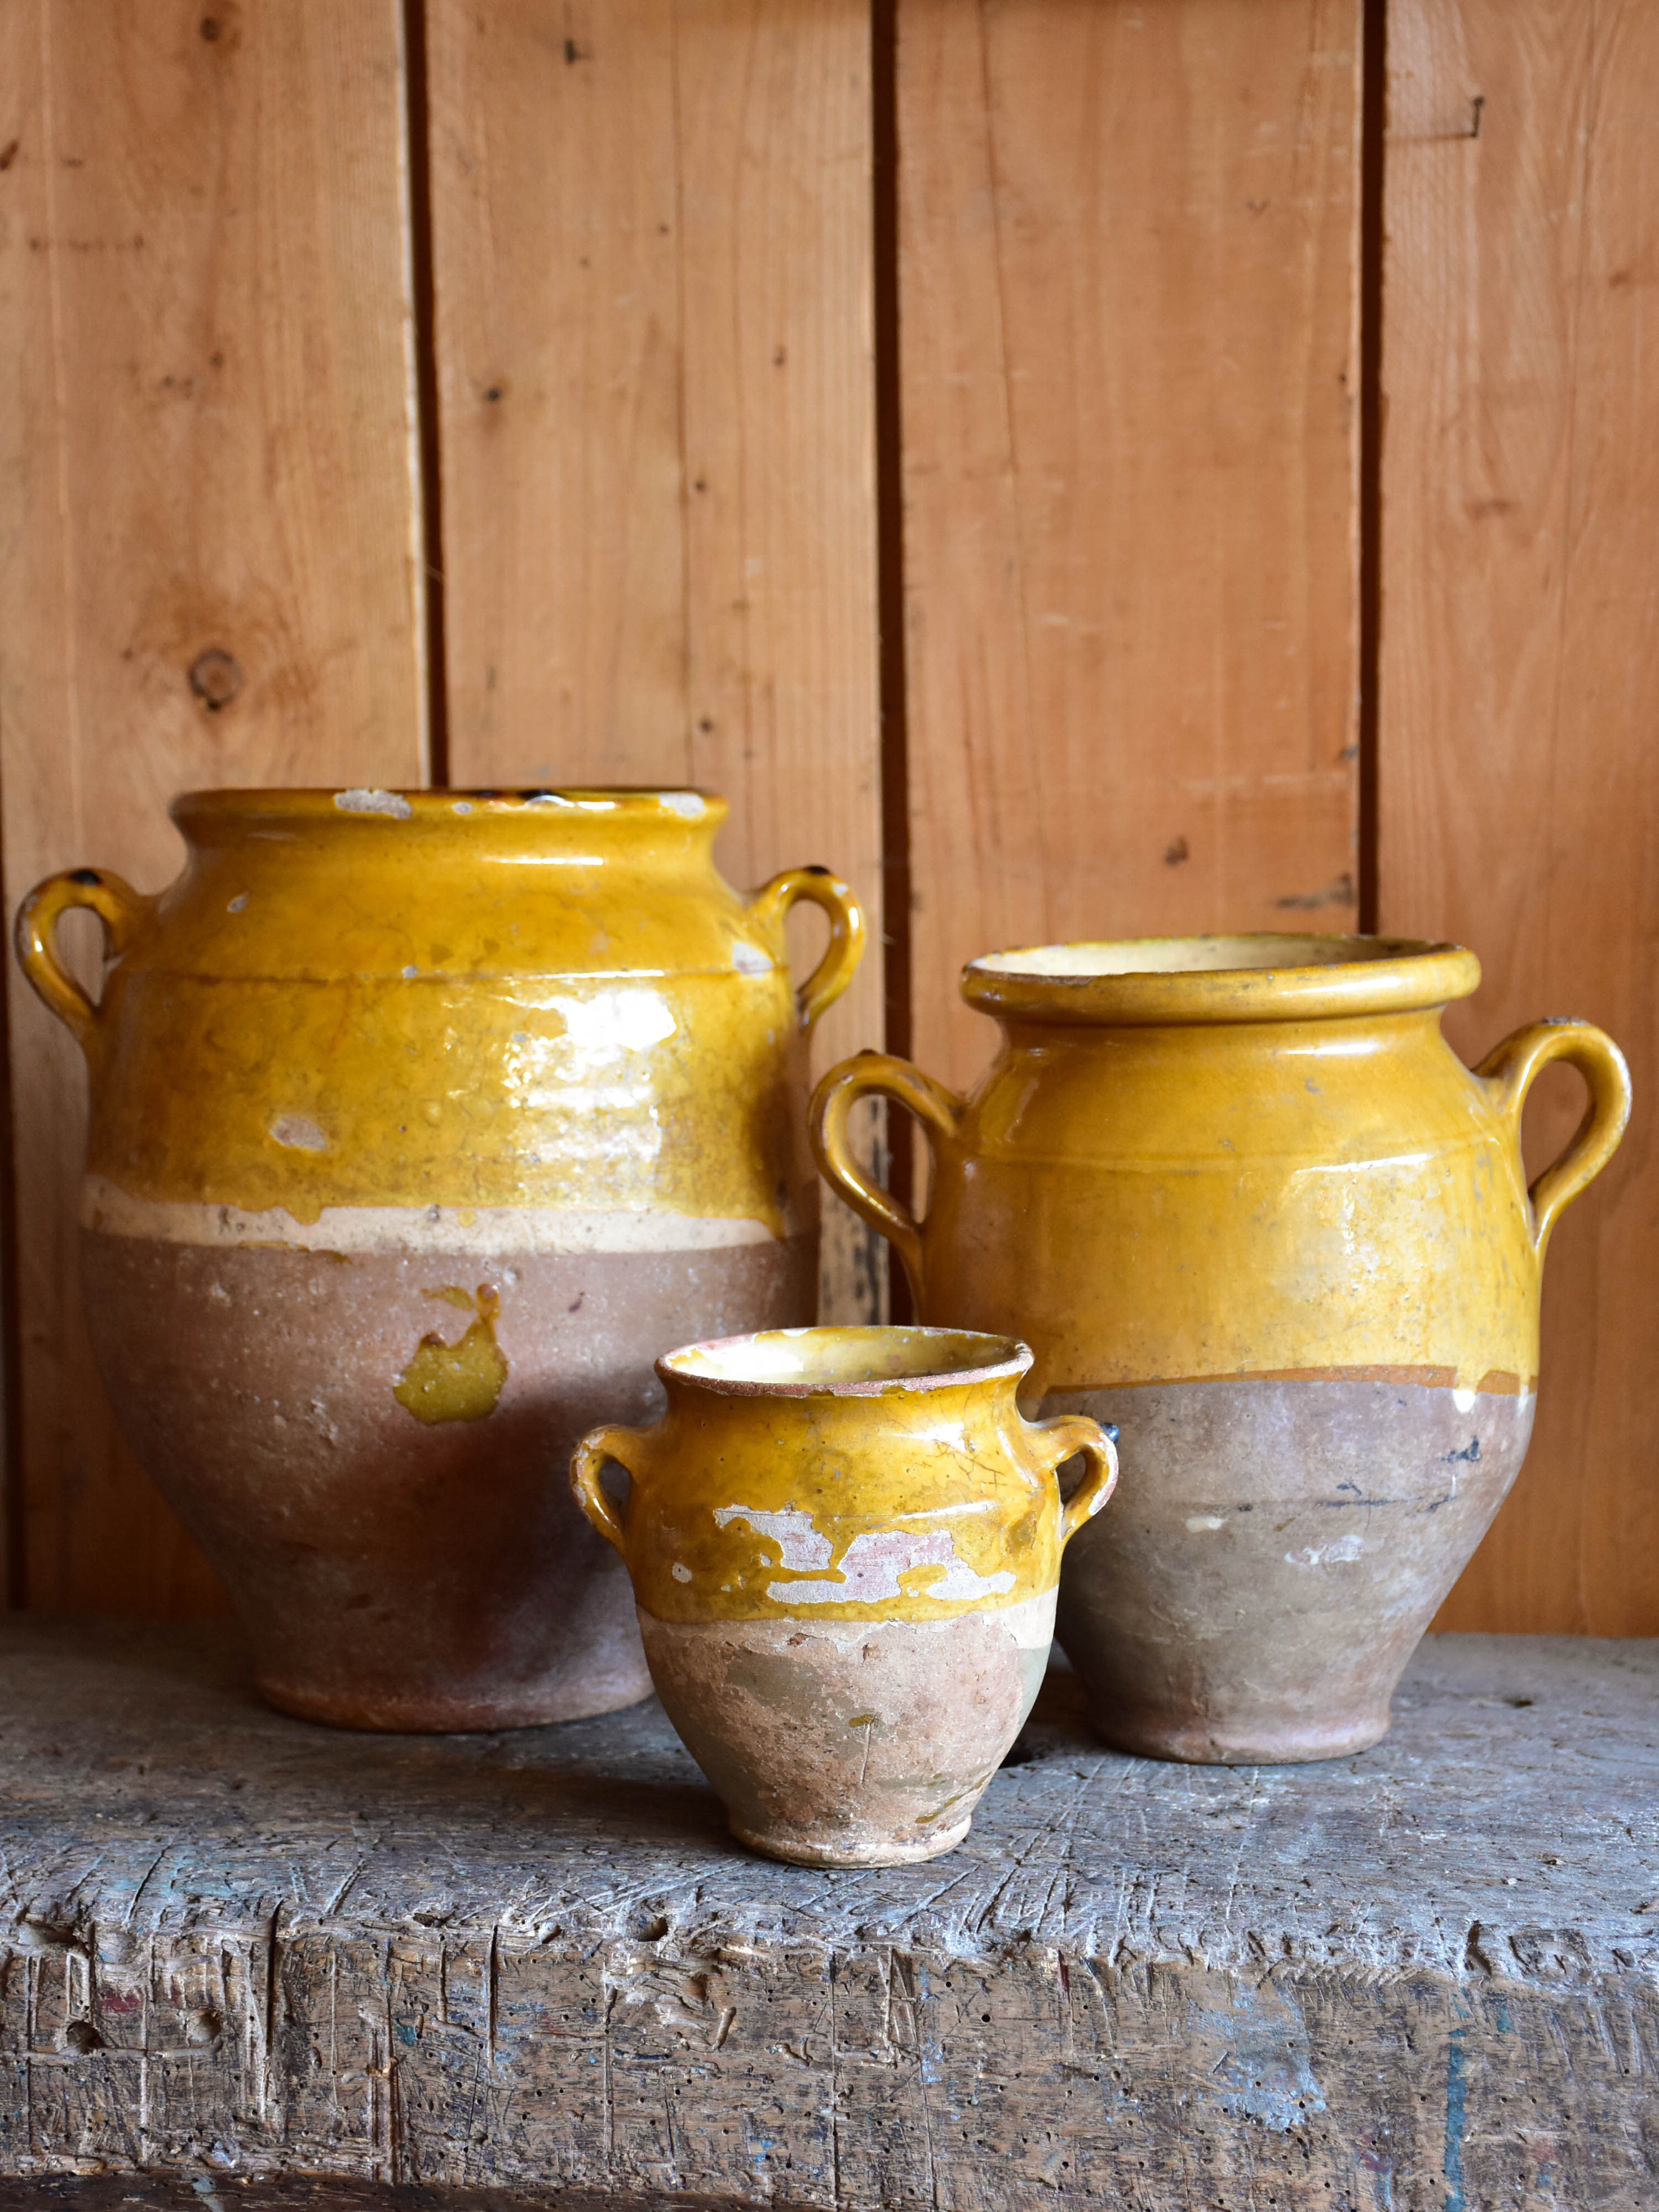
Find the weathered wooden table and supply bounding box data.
[3,1621,1656,2209]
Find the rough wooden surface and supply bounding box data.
[0,1,426,1616]
[0,2182,760,2211]
[3,1622,1657,2206]
[897,0,1363,1093]
[1380,0,1659,1639]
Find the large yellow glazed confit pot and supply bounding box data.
[811,935,1630,1764]
[17,786,863,1730]
[572,1325,1118,1865]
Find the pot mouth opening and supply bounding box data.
[962,933,1480,1024]
[659,1325,1031,1397]
[171,786,726,831]
[973,933,1439,978]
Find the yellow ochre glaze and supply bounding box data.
[570,1326,1119,1625]
[393,1285,509,1425]
[811,937,1631,1399]
[15,789,865,1229]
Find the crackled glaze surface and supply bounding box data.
[18,789,864,1730]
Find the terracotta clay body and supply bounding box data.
[16,788,862,1730]
[571,1326,1117,1864]
[811,937,1630,1764]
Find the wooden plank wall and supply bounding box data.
[1,0,1655,1633]
[0,2,426,1614]
[425,0,885,1330]
[1382,0,1659,1633]
[897,0,1362,1092]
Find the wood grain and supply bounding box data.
[897,0,1364,1092]
[1380,0,1659,1634]
[0,2,426,1613]
[6,1619,1659,2200]
[427,0,885,1324]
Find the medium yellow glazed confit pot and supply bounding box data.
[17,786,864,1730]
[572,1324,1118,1864]
[811,935,1630,1764]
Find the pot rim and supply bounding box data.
[961,933,1481,1025]
[658,1324,1032,1398]
[170,785,727,831]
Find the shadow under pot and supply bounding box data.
[15,786,864,1731]
[571,1325,1118,1866]
[810,935,1630,1765]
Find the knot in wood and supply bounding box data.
[189,647,243,711]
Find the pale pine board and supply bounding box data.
[0,4,426,1612]
[898,0,1363,1094]
[427,0,885,1323]
[1382,0,1659,1634]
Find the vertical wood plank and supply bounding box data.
[0,2,426,1612]
[1381,0,1659,1632]
[429,0,885,1322]
[898,0,1363,1092]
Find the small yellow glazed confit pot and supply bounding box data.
[571,1325,1118,1867]
[15,787,864,1733]
[811,936,1631,1766]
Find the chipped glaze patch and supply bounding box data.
[269,1116,328,1152]
[1284,1533,1364,1568]
[713,1506,1017,1604]
[712,1505,830,1568]
[572,1326,1118,1627]
[1187,1514,1227,1532]
[333,787,413,819]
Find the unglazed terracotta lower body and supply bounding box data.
[639,1589,1054,1866]
[81,1183,814,1731]
[1050,1373,1535,1765]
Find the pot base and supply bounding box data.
[640,1598,1053,1863]
[732,1816,973,1869]
[256,1670,654,1736]
[1052,1370,1534,1767]
[84,1222,813,1735]
[1088,1707,1392,1767]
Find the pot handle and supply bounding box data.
[747,867,866,1031]
[1475,1019,1632,1255]
[1026,1413,1120,1548]
[14,867,152,1060]
[809,1050,966,1303]
[570,1423,653,1557]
